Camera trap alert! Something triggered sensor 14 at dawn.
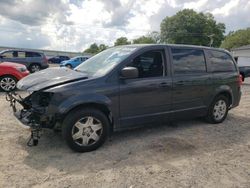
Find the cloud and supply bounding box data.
[0,16,50,48]
[0,0,72,26]
[212,0,240,16]
[0,0,249,51]
[101,0,135,27]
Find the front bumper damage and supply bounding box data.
[6,92,53,146]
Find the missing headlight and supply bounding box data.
[31,92,54,107]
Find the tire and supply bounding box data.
[0,75,17,92]
[29,64,41,73]
[62,108,110,152]
[206,95,229,124]
[66,64,72,69]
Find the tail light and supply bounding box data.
[238,74,243,86]
[44,56,48,64]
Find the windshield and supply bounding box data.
[75,46,137,77]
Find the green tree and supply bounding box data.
[148,31,161,43]
[84,43,99,54]
[114,37,131,46]
[84,43,109,54]
[220,28,250,50]
[160,9,225,47]
[133,36,156,44]
[98,44,108,52]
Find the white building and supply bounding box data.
[0,46,89,58]
[231,45,250,66]
[231,45,250,58]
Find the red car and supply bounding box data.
[0,62,29,91]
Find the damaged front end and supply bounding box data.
[6,91,54,146]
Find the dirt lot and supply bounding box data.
[0,80,249,188]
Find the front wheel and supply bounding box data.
[0,75,17,91]
[62,108,109,152]
[29,64,41,73]
[206,95,229,124]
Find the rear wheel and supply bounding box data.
[62,108,109,152]
[0,75,17,92]
[29,64,41,73]
[206,95,229,124]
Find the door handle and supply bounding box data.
[159,82,170,88]
[176,81,184,86]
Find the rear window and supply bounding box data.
[207,50,236,72]
[171,48,206,74]
[25,52,41,57]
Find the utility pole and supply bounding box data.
[208,34,215,47]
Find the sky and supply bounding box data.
[0,0,249,52]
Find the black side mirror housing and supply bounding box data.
[121,67,139,79]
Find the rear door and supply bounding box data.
[170,47,212,118]
[25,52,42,65]
[119,47,172,127]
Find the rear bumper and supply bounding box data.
[231,90,242,109]
[41,64,49,69]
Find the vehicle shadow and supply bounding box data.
[20,112,250,174]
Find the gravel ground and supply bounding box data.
[0,79,249,188]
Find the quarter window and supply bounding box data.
[207,50,236,72]
[128,51,164,78]
[26,52,41,57]
[171,48,206,74]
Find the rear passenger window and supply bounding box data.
[207,50,236,72]
[17,52,25,58]
[25,52,41,57]
[171,48,206,74]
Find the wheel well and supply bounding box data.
[0,74,18,81]
[64,103,113,131]
[217,91,232,106]
[30,63,40,66]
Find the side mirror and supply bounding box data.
[120,67,138,79]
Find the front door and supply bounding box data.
[119,49,172,127]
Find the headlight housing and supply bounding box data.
[30,92,54,107]
[16,67,27,72]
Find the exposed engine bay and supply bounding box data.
[6,91,54,146]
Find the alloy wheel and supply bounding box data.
[31,65,40,72]
[71,116,103,146]
[213,99,227,121]
[0,77,16,91]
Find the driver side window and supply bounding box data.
[128,50,164,78]
[2,51,14,58]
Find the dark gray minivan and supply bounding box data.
[7,44,241,152]
[0,49,49,72]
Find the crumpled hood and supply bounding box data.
[17,67,88,91]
